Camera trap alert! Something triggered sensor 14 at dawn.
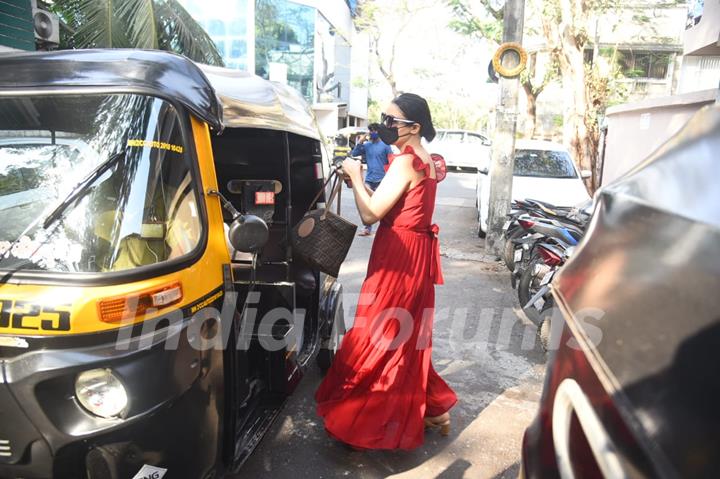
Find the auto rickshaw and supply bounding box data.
[0,49,344,479]
[332,126,367,161]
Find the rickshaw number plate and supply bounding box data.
[514,249,522,263]
[132,465,167,479]
[0,336,29,348]
[255,191,275,205]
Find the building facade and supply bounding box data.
[678,0,720,93]
[600,0,719,186]
[1,0,60,53]
[0,0,35,52]
[522,0,687,140]
[179,0,369,136]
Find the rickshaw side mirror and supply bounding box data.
[228,214,269,253]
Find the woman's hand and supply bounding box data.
[341,158,363,182]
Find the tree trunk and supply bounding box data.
[553,0,593,192]
[522,83,537,138]
[563,48,592,183]
[372,35,399,97]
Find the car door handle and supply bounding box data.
[552,378,629,479]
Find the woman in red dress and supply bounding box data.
[315,93,457,450]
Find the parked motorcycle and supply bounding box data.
[501,199,590,270]
[509,215,582,290]
[496,198,591,349]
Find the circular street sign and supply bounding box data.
[492,42,528,78]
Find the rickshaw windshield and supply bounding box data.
[0,94,203,274]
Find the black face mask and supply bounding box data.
[376,124,399,145]
[377,124,414,146]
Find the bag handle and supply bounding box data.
[321,176,343,221]
[306,168,338,212]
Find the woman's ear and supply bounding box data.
[411,123,421,136]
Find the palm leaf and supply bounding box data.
[154,0,224,66]
[56,0,130,48]
[51,0,223,66]
[117,0,158,49]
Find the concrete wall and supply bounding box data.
[601,88,717,185]
[679,54,720,93]
[684,0,720,56]
[348,30,368,120]
[313,104,341,139]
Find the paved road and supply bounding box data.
[236,171,546,479]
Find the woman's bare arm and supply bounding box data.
[342,155,414,225]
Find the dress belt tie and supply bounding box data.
[386,223,444,285]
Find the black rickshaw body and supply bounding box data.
[0,49,343,479]
[521,105,720,478]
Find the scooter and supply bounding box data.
[508,215,582,289]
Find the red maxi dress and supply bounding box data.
[315,145,457,450]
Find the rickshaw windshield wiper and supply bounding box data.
[0,151,125,270]
[42,150,125,229]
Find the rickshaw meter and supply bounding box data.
[75,368,129,418]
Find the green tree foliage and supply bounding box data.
[428,98,487,131]
[446,0,503,43]
[446,0,559,139]
[50,0,224,66]
[355,0,433,97]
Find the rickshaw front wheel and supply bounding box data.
[317,296,344,373]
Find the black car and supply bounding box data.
[522,104,720,478]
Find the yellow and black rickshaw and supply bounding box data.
[332,126,367,161]
[0,49,345,478]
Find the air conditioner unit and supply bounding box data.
[32,3,60,47]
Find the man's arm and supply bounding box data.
[351,141,366,157]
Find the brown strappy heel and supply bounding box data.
[424,412,451,436]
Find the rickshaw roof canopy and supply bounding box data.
[198,65,321,140]
[0,49,223,131]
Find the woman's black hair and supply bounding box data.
[392,93,436,142]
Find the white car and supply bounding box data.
[475,140,591,236]
[427,129,491,170]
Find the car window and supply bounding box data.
[443,132,464,142]
[465,133,487,144]
[514,149,577,178]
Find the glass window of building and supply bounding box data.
[255,0,316,101]
[179,0,251,71]
[315,13,351,104]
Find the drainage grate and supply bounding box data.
[0,439,10,457]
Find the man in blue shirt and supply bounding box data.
[351,123,392,235]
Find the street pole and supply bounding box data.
[485,0,525,255]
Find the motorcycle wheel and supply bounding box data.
[518,258,550,325]
[503,227,525,270]
[537,298,555,352]
[476,207,486,238]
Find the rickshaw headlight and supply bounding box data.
[75,369,128,418]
